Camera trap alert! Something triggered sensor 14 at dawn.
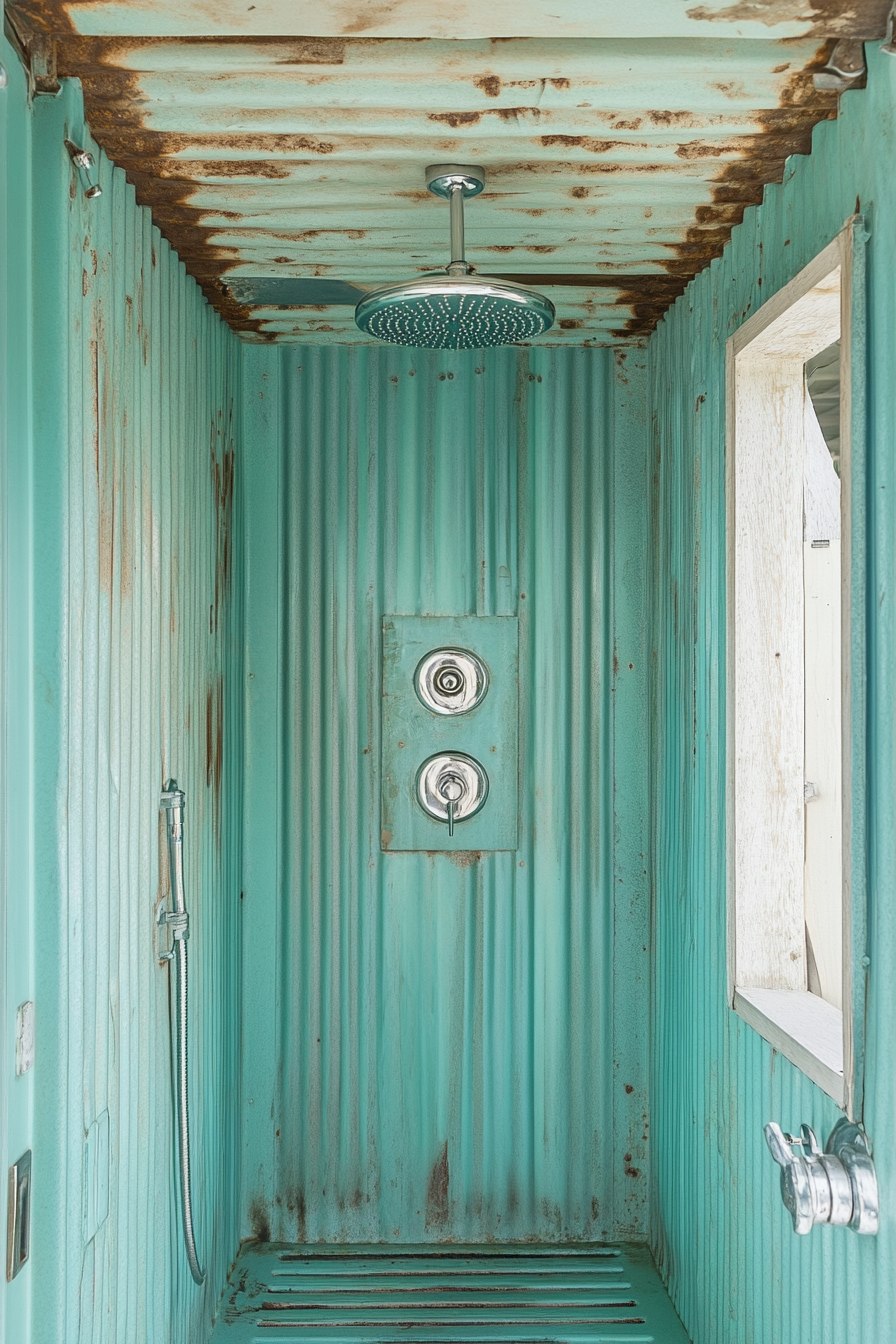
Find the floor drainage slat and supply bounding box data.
[210,1244,691,1344]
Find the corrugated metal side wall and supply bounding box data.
[240,343,651,1245]
[1,34,37,1344]
[648,44,896,1344]
[25,79,244,1344]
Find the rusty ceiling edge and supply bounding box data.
[5,16,856,338]
[629,44,842,329]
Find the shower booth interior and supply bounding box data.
[3,12,896,1344]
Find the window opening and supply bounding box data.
[727,231,859,1109]
[803,343,842,1010]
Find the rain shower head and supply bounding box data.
[354,165,555,350]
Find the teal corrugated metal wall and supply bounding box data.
[1,35,36,1344]
[22,78,244,1344]
[240,343,651,1245]
[649,44,896,1344]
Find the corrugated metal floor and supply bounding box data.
[210,1245,691,1343]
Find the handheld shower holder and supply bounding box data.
[156,906,190,961]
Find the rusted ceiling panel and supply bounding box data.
[12,0,893,39]
[9,5,888,343]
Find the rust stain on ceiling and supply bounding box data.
[6,4,891,343]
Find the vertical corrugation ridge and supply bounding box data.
[648,46,896,1344]
[244,340,650,1246]
[28,80,243,1344]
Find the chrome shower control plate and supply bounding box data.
[382,615,518,851]
[415,647,489,715]
[425,163,485,198]
[417,753,488,829]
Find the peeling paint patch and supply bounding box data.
[475,73,501,97]
[685,0,889,36]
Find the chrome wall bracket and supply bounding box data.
[765,1118,879,1234]
[64,139,102,200]
[812,38,867,91]
[6,1150,31,1282]
[156,905,190,962]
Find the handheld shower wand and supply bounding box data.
[159,782,205,1286]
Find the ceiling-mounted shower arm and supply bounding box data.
[449,186,466,275]
[426,163,485,277]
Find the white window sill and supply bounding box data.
[734,987,845,1106]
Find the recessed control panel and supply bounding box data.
[382,616,518,852]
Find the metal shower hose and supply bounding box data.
[160,782,206,1285]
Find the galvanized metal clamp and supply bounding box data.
[765,1118,879,1235]
[156,906,190,961]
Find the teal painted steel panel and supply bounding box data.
[648,44,896,1344]
[16,74,244,1344]
[0,34,36,1344]
[382,615,519,852]
[240,343,651,1246]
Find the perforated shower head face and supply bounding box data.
[354,276,555,350]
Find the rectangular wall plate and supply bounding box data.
[6,1150,32,1282]
[382,616,518,852]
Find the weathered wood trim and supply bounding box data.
[731,236,842,357]
[727,222,864,1110]
[734,988,845,1105]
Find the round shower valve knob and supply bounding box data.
[438,773,464,803]
[435,665,464,696]
[417,753,489,836]
[415,647,489,715]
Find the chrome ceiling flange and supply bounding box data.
[765,1118,879,1235]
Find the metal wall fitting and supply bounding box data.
[813,38,867,90]
[883,1,896,53]
[415,647,489,716]
[0,64,8,89]
[765,1118,880,1234]
[64,139,102,200]
[6,1150,32,1281]
[416,752,488,835]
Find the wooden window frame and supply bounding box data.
[726,222,868,1115]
